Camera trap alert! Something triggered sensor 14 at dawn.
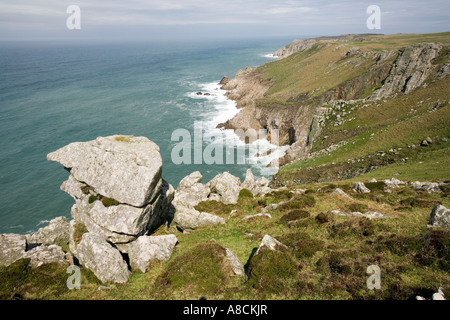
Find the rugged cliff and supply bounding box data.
[218,32,450,180]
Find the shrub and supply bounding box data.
[88,194,98,204]
[280,210,310,223]
[278,232,324,259]
[315,212,333,224]
[101,197,120,207]
[247,249,298,295]
[331,217,374,238]
[365,182,386,192]
[346,203,368,213]
[155,243,237,298]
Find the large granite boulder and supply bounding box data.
[76,233,130,284]
[428,205,450,229]
[0,234,26,267]
[48,135,163,207]
[127,234,178,273]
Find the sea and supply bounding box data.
[0,37,294,234]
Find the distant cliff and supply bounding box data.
[218,32,450,176]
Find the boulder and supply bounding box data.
[208,172,241,204]
[331,188,354,200]
[26,216,70,246]
[76,233,130,284]
[173,207,225,231]
[0,234,26,267]
[242,213,272,221]
[412,181,441,193]
[172,182,210,209]
[23,244,68,269]
[127,234,178,272]
[225,248,245,277]
[48,135,163,207]
[383,178,406,188]
[428,205,450,229]
[242,169,255,191]
[255,235,288,255]
[353,182,371,194]
[177,171,203,191]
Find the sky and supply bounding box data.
[0,0,449,41]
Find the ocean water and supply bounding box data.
[0,37,293,234]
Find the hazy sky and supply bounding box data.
[0,0,449,41]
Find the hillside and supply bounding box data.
[1,33,449,301]
[218,32,450,186]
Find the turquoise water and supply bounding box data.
[0,38,292,234]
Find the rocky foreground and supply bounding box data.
[0,135,278,284]
[0,135,449,300]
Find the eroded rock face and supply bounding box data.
[127,234,178,273]
[76,233,130,284]
[0,234,26,267]
[370,43,443,99]
[429,205,450,229]
[48,135,163,207]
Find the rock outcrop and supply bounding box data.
[49,135,174,245]
[370,43,443,99]
[26,217,70,247]
[46,135,178,283]
[353,182,371,194]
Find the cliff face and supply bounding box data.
[219,33,450,168]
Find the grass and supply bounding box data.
[1,180,448,300]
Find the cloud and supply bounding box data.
[0,0,449,40]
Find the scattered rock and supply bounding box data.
[242,213,272,221]
[225,248,245,277]
[428,205,450,229]
[127,235,178,273]
[255,235,288,255]
[383,178,406,188]
[331,188,354,200]
[332,209,389,220]
[173,207,225,231]
[412,181,442,193]
[76,233,130,284]
[353,182,371,194]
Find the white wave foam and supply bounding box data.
[261,53,278,59]
[187,81,288,178]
